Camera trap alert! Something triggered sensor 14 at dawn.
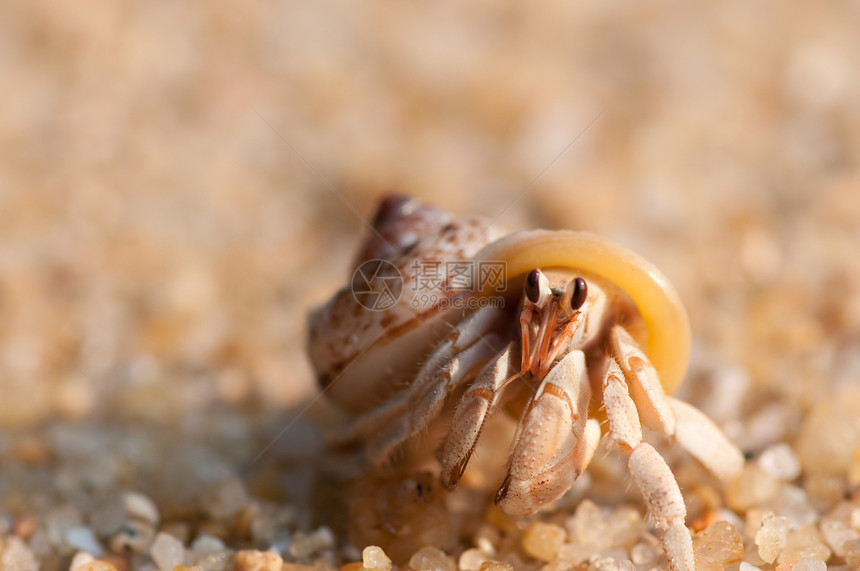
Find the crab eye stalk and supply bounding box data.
[524,269,549,305]
[570,277,588,310]
[524,269,541,303]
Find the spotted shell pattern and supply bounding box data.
[308,196,505,405]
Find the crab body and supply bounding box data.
[308,196,743,571]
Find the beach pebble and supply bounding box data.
[692,521,743,570]
[150,532,186,570]
[758,444,801,481]
[0,537,39,571]
[362,546,392,570]
[232,550,283,571]
[521,521,567,562]
[408,546,456,571]
[755,512,790,563]
[66,526,105,557]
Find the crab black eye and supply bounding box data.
[570,277,587,310]
[524,269,542,304]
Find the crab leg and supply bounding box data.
[364,312,507,465]
[332,306,503,449]
[365,337,502,464]
[407,335,504,438]
[602,359,694,571]
[610,325,675,435]
[668,397,744,481]
[496,350,600,516]
[439,342,516,488]
[611,325,744,481]
[333,384,418,447]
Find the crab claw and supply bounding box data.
[495,350,600,516]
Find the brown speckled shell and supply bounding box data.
[307,196,505,404]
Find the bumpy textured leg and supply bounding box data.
[496,350,600,516]
[332,306,502,450]
[610,325,744,482]
[603,359,695,571]
[367,334,503,464]
[439,342,516,488]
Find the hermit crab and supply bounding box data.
[308,196,743,570]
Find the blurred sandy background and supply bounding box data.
[1,0,860,567]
